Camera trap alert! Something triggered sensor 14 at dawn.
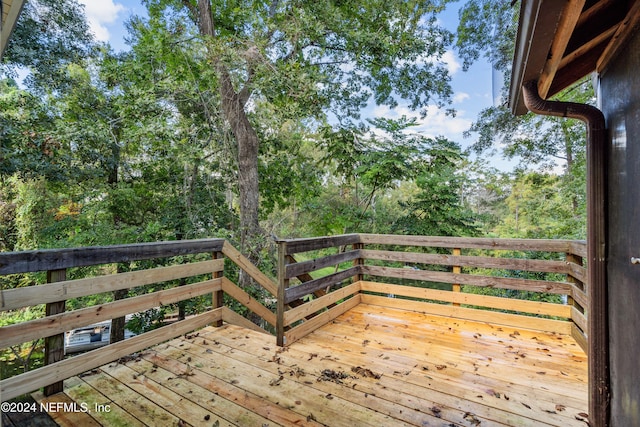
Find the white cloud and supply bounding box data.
[441,50,461,75]
[78,1,126,42]
[371,104,472,143]
[453,92,470,103]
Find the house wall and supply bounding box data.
[600,28,640,426]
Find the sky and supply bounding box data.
[77,0,513,170]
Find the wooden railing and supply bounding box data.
[0,234,589,402]
[0,239,277,402]
[276,234,588,350]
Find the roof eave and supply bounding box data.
[509,0,569,115]
[1,0,26,61]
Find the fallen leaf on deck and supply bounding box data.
[317,369,352,384]
[352,366,381,379]
[555,404,566,412]
[269,375,283,386]
[463,412,481,426]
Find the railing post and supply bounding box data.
[452,248,461,307]
[353,242,363,282]
[44,269,66,396]
[212,251,224,327]
[110,265,127,344]
[276,240,288,347]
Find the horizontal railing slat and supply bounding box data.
[567,261,587,284]
[283,282,361,326]
[361,294,572,334]
[0,309,222,402]
[360,281,571,318]
[572,306,588,333]
[284,266,359,304]
[361,265,573,294]
[0,239,226,275]
[0,259,224,312]
[285,250,361,279]
[279,234,360,255]
[572,286,589,309]
[1,279,222,348]
[361,249,570,274]
[358,234,578,252]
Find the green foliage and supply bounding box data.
[395,137,479,237]
[1,0,95,92]
[495,171,586,239]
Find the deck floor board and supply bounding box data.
[36,303,588,426]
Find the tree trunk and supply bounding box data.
[218,68,261,258]
[561,121,579,214]
[196,0,261,264]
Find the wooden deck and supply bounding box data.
[35,304,588,427]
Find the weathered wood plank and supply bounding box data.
[44,269,66,396]
[360,249,570,274]
[213,318,587,426]
[100,362,236,427]
[359,281,571,318]
[571,285,589,310]
[221,277,276,326]
[571,306,588,333]
[163,330,415,427]
[1,278,222,348]
[210,325,580,427]
[280,234,361,255]
[141,350,323,427]
[285,249,361,279]
[0,309,222,401]
[222,241,277,296]
[32,391,101,427]
[197,327,477,427]
[0,259,224,312]
[361,265,573,294]
[44,305,588,427]
[61,376,145,427]
[123,358,275,426]
[571,323,588,354]
[283,282,361,326]
[567,260,587,284]
[284,266,359,304]
[284,294,361,345]
[360,294,572,334]
[0,238,225,275]
[81,370,181,426]
[359,234,576,252]
[568,240,587,258]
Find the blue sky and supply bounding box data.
[78,0,512,169]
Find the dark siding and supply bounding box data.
[600,28,640,426]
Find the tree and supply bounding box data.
[137,0,457,262]
[395,137,478,237]
[456,0,589,219]
[1,0,95,92]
